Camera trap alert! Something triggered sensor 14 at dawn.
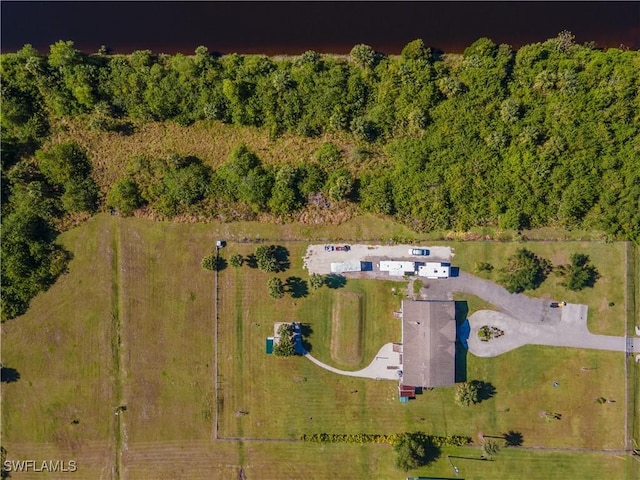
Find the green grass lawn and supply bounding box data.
[217,239,627,450]
[414,446,638,480]
[450,241,627,335]
[114,217,217,443]
[298,279,402,371]
[1,215,118,478]
[330,291,364,366]
[1,214,634,479]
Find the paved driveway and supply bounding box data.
[425,271,562,325]
[465,308,631,357]
[304,343,402,380]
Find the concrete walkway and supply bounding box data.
[304,343,402,380]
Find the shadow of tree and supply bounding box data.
[476,380,496,401]
[503,430,524,446]
[300,323,314,353]
[325,274,347,289]
[273,246,290,272]
[1,366,20,383]
[215,256,228,272]
[286,277,308,298]
[423,444,441,466]
[455,343,468,383]
[454,301,469,383]
[245,254,258,269]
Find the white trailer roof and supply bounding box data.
[330,261,363,273]
[380,261,415,274]
[418,263,450,279]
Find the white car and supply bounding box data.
[408,248,429,256]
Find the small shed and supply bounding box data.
[380,261,416,276]
[418,262,450,279]
[399,384,416,399]
[265,337,274,354]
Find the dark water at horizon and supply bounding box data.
[1,1,638,55]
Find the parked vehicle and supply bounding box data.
[408,248,429,256]
[325,244,350,252]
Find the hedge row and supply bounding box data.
[299,432,472,447]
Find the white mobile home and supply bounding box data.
[418,262,450,279]
[330,261,364,273]
[379,261,416,276]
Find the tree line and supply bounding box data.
[1,34,638,320]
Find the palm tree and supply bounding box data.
[482,440,500,460]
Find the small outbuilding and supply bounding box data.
[265,337,274,354]
[399,384,417,401]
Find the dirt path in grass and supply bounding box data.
[110,218,127,480]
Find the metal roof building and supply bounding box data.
[401,300,456,388]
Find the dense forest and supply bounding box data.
[1,33,639,320]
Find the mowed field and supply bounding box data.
[330,292,364,366]
[2,214,637,479]
[1,217,118,478]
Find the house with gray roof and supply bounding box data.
[400,300,456,393]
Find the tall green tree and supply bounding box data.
[267,277,285,299]
[499,249,552,294]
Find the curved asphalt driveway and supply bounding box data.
[466,308,635,357]
[434,273,639,357]
[426,271,562,325]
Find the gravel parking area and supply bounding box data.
[303,244,453,275]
